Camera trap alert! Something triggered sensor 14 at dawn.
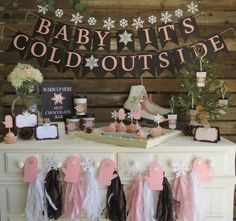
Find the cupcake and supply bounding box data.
[127,124,136,133]
[4,132,17,144]
[117,122,127,132]
[105,122,117,132]
[136,130,147,139]
[134,121,141,131]
[151,126,164,137]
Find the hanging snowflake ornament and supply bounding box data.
[88,17,97,26]
[160,11,172,24]
[71,12,83,25]
[187,2,199,14]
[153,114,163,125]
[37,5,48,15]
[119,18,128,28]
[47,156,60,171]
[119,30,133,46]
[81,159,95,171]
[175,8,183,17]
[148,15,157,24]
[103,17,115,30]
[85,55,99,71]
[171,161,189,178]
[132,17,145,30]
[55,9,63,17]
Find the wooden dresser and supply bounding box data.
[0,135,235,221]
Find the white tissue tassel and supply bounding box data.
[25,171,48,221]
[143,181,156,221]
[190,171,205,221]
[82,169,101,221]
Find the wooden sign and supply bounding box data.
[41,81,73,121]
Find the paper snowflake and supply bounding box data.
[175,8,183,17]
[187,2,199,14]
[160,11,172,24]
[171,161,189,178]
[103,17,115,30]
[119,18,128,28]
[81,159,95,171]
[111,110,119,120]
[71,12,83,25]
[153,114,163,124]
[47,156,60,171]
[119,30,133,46]
[127,111,134,120]
[51,92,65,105]
[85,55,99,71]
[148,15,157,24]
[37,5,48,15]
[55,9,63,17]
[88,17,97,26]
[132,17,144,30]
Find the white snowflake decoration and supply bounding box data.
[103,17,115,30]
[111,110,119,120]
[119,30,133,46]
[81,159,95,171]
[37,5,48,15]
[85,55,99,71]
[47,156,60,171]
[123,160,139,176]
[132,17,144,30]
[160,11,172,24]
[175,8,183,17]
[153,114,163,124]
[88,17,97,26]
[148,15,157,24]
[127,111,134,121]
[187,2,199,14]
[119,18,128,28]
[71,12,83,25]
[55,9,63,17]
[171,161,189,178]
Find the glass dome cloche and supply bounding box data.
[7,63,44,116]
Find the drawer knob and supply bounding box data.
[17,161,24,169]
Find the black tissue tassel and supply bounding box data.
[44,169,63,220]
[106,171,127,221]
[156,177,175,221]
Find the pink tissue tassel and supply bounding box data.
[173,174,194,221]
[64,179,84,220]
[127,175,144,221]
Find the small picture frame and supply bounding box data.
[35,124,59,140]
[194,126,220,143]
[15,112,38,129]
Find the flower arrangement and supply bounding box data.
[8,63,43,89]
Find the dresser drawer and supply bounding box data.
[156,151,231,177]
[5,153,42,175]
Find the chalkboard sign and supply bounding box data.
[41,81,73,121]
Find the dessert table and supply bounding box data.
[0,134,235,221]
